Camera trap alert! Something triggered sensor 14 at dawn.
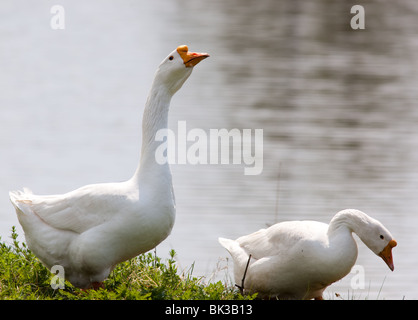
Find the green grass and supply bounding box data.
[0,227,255,300]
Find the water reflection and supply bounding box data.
[164,0,418,299]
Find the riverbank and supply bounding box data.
[0,227,255,300]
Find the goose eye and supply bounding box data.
[169,56,174,61]
[380,235,384,240]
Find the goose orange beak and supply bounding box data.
[177,45,209,68]
[378,239,397,271]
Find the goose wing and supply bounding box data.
[9,183,134,234]
[235,221,329,259]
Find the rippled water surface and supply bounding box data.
[1,0,418,299]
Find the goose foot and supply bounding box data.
[314,296,324,300]
[81,282,104,291]
[91,282,104,290]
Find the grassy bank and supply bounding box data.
[0,227,254,300]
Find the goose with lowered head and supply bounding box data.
[9,45,209,289]
[219,209,397,299]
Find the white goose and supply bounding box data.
[9,45,209,289]
[219,209,397,300]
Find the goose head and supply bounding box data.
[330,209,397,271]
[358,217,397,271]
[154,45,209,95]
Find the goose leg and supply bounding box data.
[81,282,104,291]
[91,282,104,290]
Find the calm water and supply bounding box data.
[1,0,417,299]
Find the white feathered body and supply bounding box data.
[220,209,396,299]
[9,45,209,288]
[219,220,358,299]
[10,175,175,288]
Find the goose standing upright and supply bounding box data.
[219,209,397,299]
[9,45,209,289]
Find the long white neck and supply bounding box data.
[132,80,172,182]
